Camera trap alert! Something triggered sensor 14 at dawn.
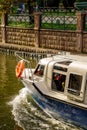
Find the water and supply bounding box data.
[0,53,85,130]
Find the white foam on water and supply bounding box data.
[9,87,84,130]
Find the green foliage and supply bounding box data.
[76,0,87,1]
[41,23,76,30]
[79,0,87,1]
[0,0,11,12]
[8,21,34,28]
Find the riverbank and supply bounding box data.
[0,42,58,55]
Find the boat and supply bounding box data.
[15,52,87,129]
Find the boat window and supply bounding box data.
[53,61,72,72]
[53,66,67,72]
[68,73,82,96]
[58,61,72,65]
[34,64,45,76]
[52,72,66,92]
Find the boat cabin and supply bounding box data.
[33,55,87,104]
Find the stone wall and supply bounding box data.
[39,30,77,52]
[0,27,2,42]
[0,26,87,53]
[4,27,78,53]
[6,27,36,47]
[83,33,87,53]
[0,11,87,54]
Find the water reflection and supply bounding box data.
[0,54,23,130]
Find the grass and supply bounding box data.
[8,21,34,28]
[8,21,76,30]
[41,23,76,30]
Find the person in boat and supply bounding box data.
[53,73,65,92]
[37,69,43,75]
[34,65,44,76]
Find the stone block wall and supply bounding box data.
[2,27,87,53]
[0,27,2,42]
[6,27,36,47]
[40,30,77,52]
[83,33,87,53]
[0,11,87,54]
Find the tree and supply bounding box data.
[0,0,11,12]
[46,0,60,7]
[62,0,76,9]
[76,0,87,1]
[0,0,12,25]
[27,0,36,23]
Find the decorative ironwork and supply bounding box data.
[8,14,34,28]
[41,7,76,30]
[2,7,77,30]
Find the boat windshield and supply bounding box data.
[68,73,82,96]
[34,64,45,77]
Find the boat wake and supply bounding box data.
[10,87,84,130]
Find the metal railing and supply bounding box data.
[15,51,34,80]
[8,14,34,28]
[0,7,77,30]
[41,8,77,30]
[39,7,76,13]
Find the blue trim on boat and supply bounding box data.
[32,83,87,129]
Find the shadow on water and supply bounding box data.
[10,87,84,130]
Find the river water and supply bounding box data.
[0,53,86,130]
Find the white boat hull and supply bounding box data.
[22,79,87,129]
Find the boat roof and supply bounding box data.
[39,54,87,65]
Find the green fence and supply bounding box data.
[8,14,34,28]
[40,8,76,30]
[41,14,76,30]
[6,7,77,30]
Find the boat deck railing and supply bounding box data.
[15,51,34,79]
